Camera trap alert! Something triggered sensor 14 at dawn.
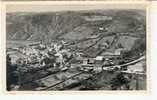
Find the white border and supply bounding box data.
[0,1,151,95]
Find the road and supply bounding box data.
[102,56,146,75]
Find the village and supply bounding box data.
[6,10,146,91]
[7,37,146,90]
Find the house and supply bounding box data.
[127,62,144,73]
[81,56,104,72]
[95,56,104,64]
[101,48,126,58]
[95,56,104,61]
[82,58,95,65]
[114,48,124,55]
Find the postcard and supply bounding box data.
[0,1,150,94]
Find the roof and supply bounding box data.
[95,56,104,60]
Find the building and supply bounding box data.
[100,48,127,59]
[81,56,104,72]
[82,58,95,65]
[95,56,104,61]
[127,62,145,73]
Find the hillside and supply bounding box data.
[6,10,146,42]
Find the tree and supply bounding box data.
[121,38,146,60]
[131,38,146,55]
[117,43,123,49]
[110,73,130,90]
[7,54,11,90]
[106,40,110,45]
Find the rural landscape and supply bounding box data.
[6,9,146,91]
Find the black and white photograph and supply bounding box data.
[5,4,147,91]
